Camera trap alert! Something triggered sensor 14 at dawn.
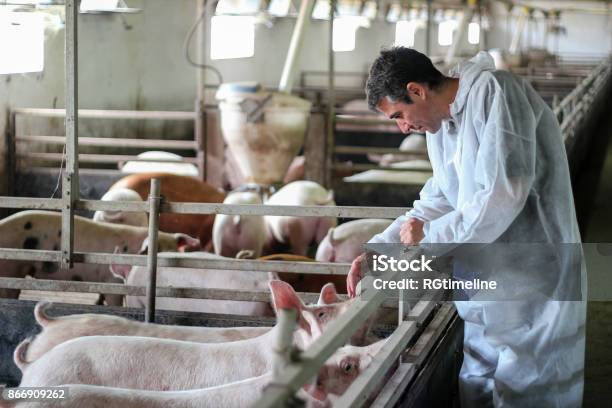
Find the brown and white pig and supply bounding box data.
[212,191,267,259]
[24,284,349,361]
[92,187,148,227]
[315,219,393,263]
[108,173,226,251]
[264,181,337,256]
[110,252,274,316]
[15,281,379,392]
[0,211,200,305]
[1,375,333,408]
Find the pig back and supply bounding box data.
[111,173,226,249]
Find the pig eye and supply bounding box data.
[318,311,326,318]
[341,361,357,374]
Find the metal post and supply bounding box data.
[273,309,297,380]
[61,0,79,269]
[325,0,336,188]
[145,178,161,323]
[194,99,207,182]
[5,111,16,198]
[444,6,475,66]
[425,0,432,54]
[278,0,316,94]
[195,0,207,182]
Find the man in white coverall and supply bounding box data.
[347,48,586,407]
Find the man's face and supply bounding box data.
[376,83,441,134]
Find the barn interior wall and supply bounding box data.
[0,0,610,191]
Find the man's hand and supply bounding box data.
[347,253,365,298]
[400,218,425,245]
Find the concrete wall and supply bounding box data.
[1,0,610,195]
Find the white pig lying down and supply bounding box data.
[212,191,267,259]
[264,181,337,256]
[110,251,275,316]
[0,375,332,408]
[15,280,385,394]
[92,188,148,227]
[0,210,200,305]
[25,282,350,361]
[315,219,393,263]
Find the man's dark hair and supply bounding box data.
[366,47,446,110]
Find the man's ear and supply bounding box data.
[406,82,426,100]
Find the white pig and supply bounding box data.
[25,284,347,361]
[0,211,200,305]
[212,191,267,258]
[264,181,337,256]
[110,252,274,316]
[1,375,332,408]
[16,281,379,392]
[92,188,148,227]
[25,301,269,361]
[315,219,393,263]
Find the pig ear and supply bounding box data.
[269,280,310,333]
[366,338,387,357]
[317,283,340,305]
[138,238,149,255]
[176,234,201,252]
[109,263,131,281]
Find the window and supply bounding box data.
[395,20,420,47]
[0,11,44,75]
[210,16,255,60]
[268,0,290,17]
[216,0,261,15]
[468,22,480,45]
[438,20,458,46]
[80,0,119,12]
[333,16,368,52]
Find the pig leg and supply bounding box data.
[286,220,308,256]
[314,217,336,244]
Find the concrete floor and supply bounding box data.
[583,141,612,407]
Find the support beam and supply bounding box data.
[145,179,161,323]
[325,1,336,188]
[61,0,79,269]
[278,0,316,93]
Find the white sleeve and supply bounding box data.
[367,215,409,244]
[407,176,454,222]
[423,83,536,244]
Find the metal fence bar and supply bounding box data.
[273,309,297,380]
[252,250,419,407]
[333,321,418,408]
[0,277,407,307]
[145,179,161,322]
[0,277,296,302]
[333,146,427,155]
[16,135,197,149]
[61,0,78,269]
[78,200,410,218]
[13,108,196,121]
[335,115,396,126]
[0,248,350,275]
[20,153,199,164]
[332,163,433,173]
[0,197,63,210]
[369,363,417,408]
[0,197,410,218]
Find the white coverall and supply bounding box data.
[369,52,586,407]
